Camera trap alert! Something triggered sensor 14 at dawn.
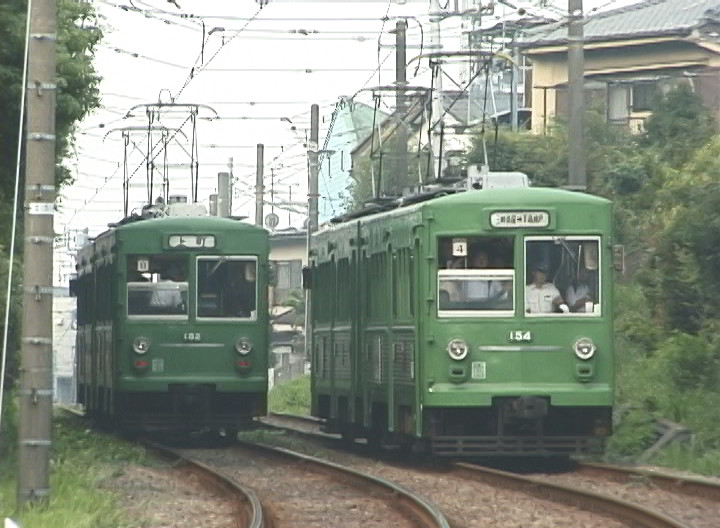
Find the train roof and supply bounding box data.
[324,187,610,228]
[427,187,611,208]
[109,215,267,236]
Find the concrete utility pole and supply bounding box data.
[567,0,587,190]
[217,172,231,217]
[255,143,264,226]
[430,0,445,180]
[395,20,409,194]
[510,32,520,132]
[308,104,319,234]
[18,0,56,508]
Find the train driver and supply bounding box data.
[525,263,569,314]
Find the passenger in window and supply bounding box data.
[525,263,569,314]
[466,249,507,302]
[149,265,184,310]
[439,239,464,269]
[566,268,593,313]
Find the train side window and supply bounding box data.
[524,237,601,317]
[197,257,257,319]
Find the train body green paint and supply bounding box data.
[309,188,615,456]
[74,216,270,433]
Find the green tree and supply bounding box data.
[0,0,102,209]
[643,84,716,168]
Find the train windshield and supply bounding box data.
[525,236,601,317]
[197,256,257,319]
[127,255,189,318]
[437,236,514,317]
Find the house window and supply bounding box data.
[608,84,630,123]
[631,82,656,112]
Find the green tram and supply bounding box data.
[73,213,269,434]
[308,187,616,456]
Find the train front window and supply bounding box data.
[127,255,189,318]
[437,236,514,317]
[197,257,257,319]
[525,237,601,317]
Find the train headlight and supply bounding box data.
[132,337,150,355]
[447,339,469,361]
[235,338,253,355]
[573,338,596,360]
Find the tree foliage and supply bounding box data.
[0,0,102,208]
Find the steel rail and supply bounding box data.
[263,413,691,527]
[577,461,720,502]
[452,462,688,528]
[57,406,265,527]
[146,440,265,528]
[234,439,450,528]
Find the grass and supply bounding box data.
[268,374,310,415]
[650,444,720,478]
[0,412,150,528]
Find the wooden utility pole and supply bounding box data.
[568,0,586,190]
[255,143,264,226]
[18,0,56,508]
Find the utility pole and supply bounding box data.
[308,104,319,234]
[18,0,56,508]
[255,143,264,226]
[395,19,409,194]
[217,172,231,217]
[568,0,586,190]
[510,32,520,132]
[430,0,445,180]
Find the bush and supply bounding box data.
[268,375,310,415]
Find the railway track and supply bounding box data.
[145,440,265,528]
[173,437,450,528]
[57,405,265,527]
[262,412,720,528]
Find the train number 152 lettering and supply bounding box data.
[509,331,532,342]
[183,332,201,342]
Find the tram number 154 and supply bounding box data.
[509,331,532,342]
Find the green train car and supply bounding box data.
[308,187,617,456]
[73,214,269,434]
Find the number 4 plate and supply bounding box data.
[471,361,486,380]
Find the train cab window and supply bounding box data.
[197,257,257,319]
[127,256,189,318]
[525,237,601,317]
[437,236,514,317]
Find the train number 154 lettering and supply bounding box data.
[509,331,532,342]
[183,332,201,342]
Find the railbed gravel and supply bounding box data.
[536,469,720,528]
[247,431,629,528]
[177,445,423,528]
[103,462,238,528]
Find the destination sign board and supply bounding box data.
[490,211,550,229]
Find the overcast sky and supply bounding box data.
[59,0,640,238]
